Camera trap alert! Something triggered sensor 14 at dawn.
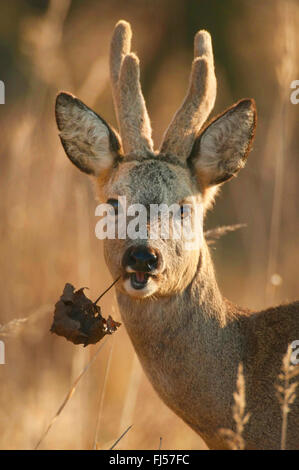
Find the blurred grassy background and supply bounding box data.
[0,0,298,450]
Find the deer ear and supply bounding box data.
[190,99,257,187]
[55,92,121,176]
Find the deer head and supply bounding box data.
[55,20,256,299]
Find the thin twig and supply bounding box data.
[109,425,133,450]
[94,277,120,305]
[34,339,108,450]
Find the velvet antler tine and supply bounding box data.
[194,30,214,61]
[110,20,132,127]
[118,53,153,154]
[160,30,216,160]
[110,21,153,155]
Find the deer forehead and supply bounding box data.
[103,157,198,206]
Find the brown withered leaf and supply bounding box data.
[50,283,121,346]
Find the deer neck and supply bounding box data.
[116,241,243,439]
[116,241,242,441]
[116,241,240,372]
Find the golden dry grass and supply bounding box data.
[0,0,298,450]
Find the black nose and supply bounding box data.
[122,247,159,272]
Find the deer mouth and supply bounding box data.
[130,272,150,290]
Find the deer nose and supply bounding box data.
[122,247,159,272]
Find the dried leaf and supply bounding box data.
[50,283,121,346]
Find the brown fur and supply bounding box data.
[55,21,299,449]
[116,245,299,450]
[110,21,153,155]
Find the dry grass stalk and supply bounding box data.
[286,366,299,381]
[21,0,72,88]
[265,0,296,305]
[0,305,51,338]
[35,339,108,450]
[219,363,250,450]
[276,344,298,450]
[93,337,115,449]
[118,352,142,437]
[204,224,246,246]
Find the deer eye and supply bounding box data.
[107,198,120,215]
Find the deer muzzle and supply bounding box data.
[122,246,160,290]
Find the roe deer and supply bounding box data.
[55,20,299,449]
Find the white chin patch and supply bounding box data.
[123,277,157,298]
